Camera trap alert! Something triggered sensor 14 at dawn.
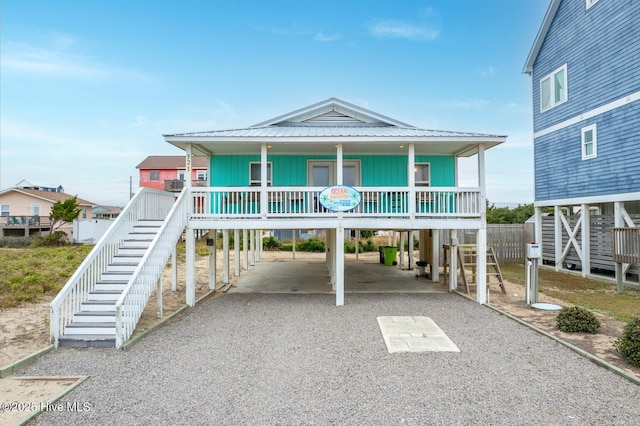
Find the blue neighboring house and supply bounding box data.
[523,0,640,288]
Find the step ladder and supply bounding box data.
[456,244,506,296]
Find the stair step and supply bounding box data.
[101,272,133,281]
[65,322,116,335]
[73,311,115,322]
[88,290,122,301]
[95,282,127,291]
[117,248,148,256]
[58,335,116,348]
[81,300,117,311]
[108,263,139,272]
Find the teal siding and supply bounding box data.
[210,154,455,187]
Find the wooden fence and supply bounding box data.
[440,224,527,266]
[541,214,640,274]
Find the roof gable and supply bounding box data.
[0,188,94,206]
[136,155,208,169]
[252,97,414,128]
[523,0,562,75]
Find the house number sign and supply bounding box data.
[319,185,362,212]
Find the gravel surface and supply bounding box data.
[25,293,640,425]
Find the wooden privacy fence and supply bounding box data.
[440,224,526,266]
[613,227,640,265]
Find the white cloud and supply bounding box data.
[1,38,150,82]
[369,19,439,42]
[368,8,441,42]
[475,66,496,76]
[314,31,341,42]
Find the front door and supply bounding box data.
[308,161,360,187]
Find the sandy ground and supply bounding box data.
[1,250,638,378]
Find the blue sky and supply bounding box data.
[1,0,550,207]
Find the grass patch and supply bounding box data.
[0,246,92,309]
[501,264,640,322]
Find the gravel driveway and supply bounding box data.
[26,293,640,425]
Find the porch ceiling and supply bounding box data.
[167,138,503,158]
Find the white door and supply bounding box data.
[308,161,360,187]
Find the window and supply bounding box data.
[82,207,87,219]
[414,163,430,186]
[196,170,207,181]
[32,204,41,216]
[250,162,272,186]
[149,170,159,181]
[540,64,567,112]
[1,205,9,217]
[586,0,599,9]
[177,170,186,181]
[581,124,597,160]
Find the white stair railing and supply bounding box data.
[114,188,189,348]
[50,188,177,347]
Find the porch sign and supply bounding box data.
[319,185,362,212]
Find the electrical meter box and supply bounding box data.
[526,243,541,259]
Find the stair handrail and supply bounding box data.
[114,188,189,348]
[50,188,176,347]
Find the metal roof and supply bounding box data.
[163,98,507,157]
[165,125,501,139]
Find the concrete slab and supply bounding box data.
[228,253,447,294]
[377,316,460,353]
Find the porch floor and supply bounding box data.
[228,252,448,294]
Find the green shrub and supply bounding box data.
[296,238,325,252]
[281,243,292,252]
[263,236,282,251]
[361,238,377,252]
[556,306,600,334]
[30,231,71,247]
[0,236,33,248]
[614,318,640,368]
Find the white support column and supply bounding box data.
[328,229,335,288]
[554,206,562,271]
[419,230,426,264]
[242,229,248,271]
[431,230,440,282]
[614,201,624,293]
[292,230,296,260]
[223,229,230,284]
[449,229,458,291]
[185,145,193,190]
[234,229,240,277]
[399,232,406,269]
[186,227,196,307]
[408,143,416,219]
[476,228,487,304]
[580,204,590,277]
[408,231,414,270]
[336,144,343,185]
[477,144,486,220]
[208,230,217,291]
[336,225,345,306]
[534,207,543,245]
[355,230,360,260]
[171,245,178,292]
[261,144,268,219]
[257,230,262,262]
[250,229,256,266]
[156,276,163,318]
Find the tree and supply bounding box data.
[486,202,534,224]
[49,196,81,231]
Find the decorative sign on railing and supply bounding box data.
[319,185,362,212]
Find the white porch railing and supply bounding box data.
[50,188,177,347]
[190,186,481,219]
[114,188,188,348]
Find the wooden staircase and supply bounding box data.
[57,220,164,348]
[456,244,506,296]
